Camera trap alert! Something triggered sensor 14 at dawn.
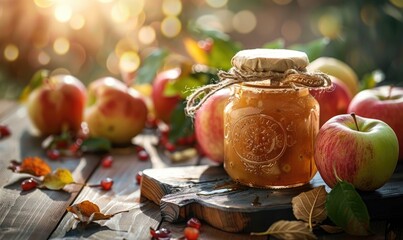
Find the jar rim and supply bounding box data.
[236,81,310,92]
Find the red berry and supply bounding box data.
[176,137,187,146]
[69,138,82,154]
[146,118,158,128]
[185,135,196,145]
[184,227,199,240]
[136,171,143,185]
[150,227,171,239]
[47,149,61,160]
[198,38,213,53]
[101,155,113,168]
[55,140,69,149]
[137,150,149,161]
[21,178,38,191]
[164,142,176,152]
[100,178,113,191]
[187,217,201,230]
[0,125,11,138]
[134,145,145,152]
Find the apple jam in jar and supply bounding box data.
[224,83,319,188]
[222,49,329,189]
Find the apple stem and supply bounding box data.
[44,77,55,90]
[387,85,394,100]
[351,112,360,131]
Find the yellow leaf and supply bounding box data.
[291,186,327,229]
[183,38,208,65]
[42,168,74,190]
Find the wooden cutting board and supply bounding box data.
[140,164,403,233]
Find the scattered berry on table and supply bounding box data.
[184,226,200,240]
[100,178,113,191]
[137,150,149,161]
[47,149,61,160]
[136,171,143,185]
[101,155,113,168]
[187,217,201,229]
[21,178,38,191]
[150,227,171,239]
[0,125,11,139]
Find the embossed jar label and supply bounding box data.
[232,114,287,167]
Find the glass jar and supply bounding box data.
[224,81,319,189]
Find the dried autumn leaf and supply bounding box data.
[67,200,129,224]
[8,157,51,176]
[291,186,327,229]
[42,168,74,190]
[251,220,317,240]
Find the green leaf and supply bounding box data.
[192,27,242,70]
[162,68,218,99]
[208,37,242,70]
[81,137,112,153]
[163,76,204,98]
[360,70,385,91]
[289,38,330,61]
[262,38,285,49]
[136,49,169,84]
[20,69,49,102]
[169,101,194,142]
[326,181,371,236]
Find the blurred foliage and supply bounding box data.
[0,0,402,100]
[314,1,402,86]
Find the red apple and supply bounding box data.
[310,76,353,127]
[27,74,86,136]
[195,88,230,162]
[84,77,148,145]
[348,86,403,160]
[151,68,181,123]
[314,113,399,191]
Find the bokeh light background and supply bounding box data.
[0,0,402,98]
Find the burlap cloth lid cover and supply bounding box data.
[231,49,309,73]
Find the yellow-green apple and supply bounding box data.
[314,113,399,191]
[26,74,86,136]
[85,77,147,145]
[348,85,403,160]
[310,76,353,127]
[195,88,230,162]
[307,57,360,96]
[151,68,181,123]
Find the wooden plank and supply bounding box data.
[50,134,162,239]
[160,221,267,240]
[0,108,100,240]
[0,100,18,120]
[141,164,403,233]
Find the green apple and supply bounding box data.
[314,113,398,191]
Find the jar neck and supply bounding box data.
[233,83,310,97]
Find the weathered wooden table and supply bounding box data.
[0,100,401,239]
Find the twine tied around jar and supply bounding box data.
[185,67,333,117]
